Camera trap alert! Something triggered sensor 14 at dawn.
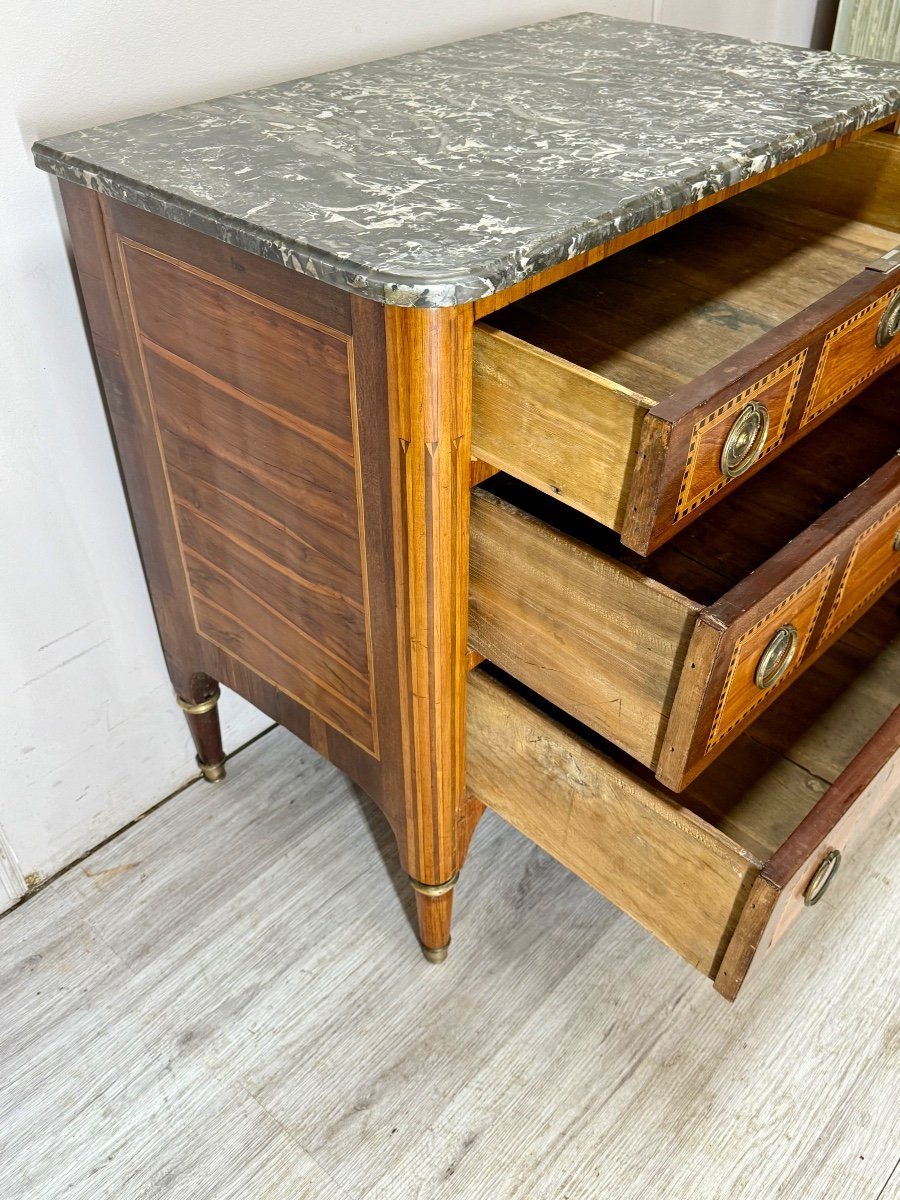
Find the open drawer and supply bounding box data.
[467,594,900,1000]
[470,387,900,789]
[473,130,900,554]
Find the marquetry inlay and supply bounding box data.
[803,286,900,426]
[707,559,837,751]
[674,352,805,523]
[118,238,379,756]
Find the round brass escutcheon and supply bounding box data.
[876,293,900,349]
[804,848,842,906]
[721,401,770,480]
[754,623,799,690]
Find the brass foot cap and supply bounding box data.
[421,941,449,964]
[198,757,226,783]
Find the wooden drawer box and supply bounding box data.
[473,131,900,554]
[470,388,900,790]
[468,593,900,999]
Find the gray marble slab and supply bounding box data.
[33,13,900,307]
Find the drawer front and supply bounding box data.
[703,562,837,755]
[668,352,805,526]
[715,706,900,1001]
[625,267,900,553]
[819,500,900,644]
[803,285,900,426]
[662,454,900,789]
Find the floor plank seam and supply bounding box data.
[231,1075,360,1200]
[876,1155,900,1200]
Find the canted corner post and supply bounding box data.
[382,302,476,963]
[176,673,226,783]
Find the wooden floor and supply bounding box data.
[1,727,898,1199]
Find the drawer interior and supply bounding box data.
[472,130,900,543]
[470,375,900,775]
[468,588,900,991]
[479,376,900,608]
[480,138,899,406]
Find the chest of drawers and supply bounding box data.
[35,14,900,999]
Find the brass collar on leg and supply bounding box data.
[196,755,226,783]
[408,871,459,898]
[177,686,221,716]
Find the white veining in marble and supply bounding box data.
[33,13,900,306]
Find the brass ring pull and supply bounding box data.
[721,401,770,480]
[876,293,900,348]
[804,848,841,906]
[754,624,798,690]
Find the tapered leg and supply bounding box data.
[177,675,226,782]
[409,873,459,962]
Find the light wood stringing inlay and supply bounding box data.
[674,351,805,523]
[118,237,380,756]
[802,284,900,425]
[707,559,838,751]
[820,500,900,644]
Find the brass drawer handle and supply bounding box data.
[754,623,798,690]
[876,293,900,348]
[894,530,900,552]
[721,401,770,480]
[804,848,841,906]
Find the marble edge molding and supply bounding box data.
[32,26,900,308]
[33,102,898,310]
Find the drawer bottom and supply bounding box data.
[467,592,900,999]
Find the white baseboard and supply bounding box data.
[0,823,28,913]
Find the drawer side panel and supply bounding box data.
[467,672,758,978]
[469,489,698,768]
[117,237,379,756]
[472,325,648,531]
[61,182,414,833]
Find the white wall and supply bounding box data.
[0,0,826,910]
[657,0,823,45]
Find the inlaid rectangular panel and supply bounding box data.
[706,559,837,751]
[802,285,900,425]
[820,498,900,644]
[118,238,379,756]
[674,351,805,523]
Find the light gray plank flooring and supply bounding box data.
[0,727,897,1199]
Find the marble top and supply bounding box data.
[33,13,900,307]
